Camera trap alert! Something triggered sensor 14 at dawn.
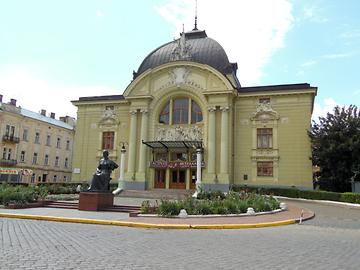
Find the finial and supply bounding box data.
[182,23,185,34]
[193,0,198,31]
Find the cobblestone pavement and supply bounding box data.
[1,201,360,270]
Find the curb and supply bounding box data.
[0,212,297,229]
[275,196,360,209]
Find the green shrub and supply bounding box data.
[156,190,280,216]
[299,190,341,201]
[157,200,181,217]
[340,193,360,204]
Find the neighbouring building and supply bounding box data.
[0,95,75,183]
[71,27,317,191]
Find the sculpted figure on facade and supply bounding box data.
[156,125,203,141]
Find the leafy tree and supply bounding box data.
[310,105,360,192]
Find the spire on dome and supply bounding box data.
[193,0,198,31]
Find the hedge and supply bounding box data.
[231,185,360,204]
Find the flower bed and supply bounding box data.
[141,190,280,217]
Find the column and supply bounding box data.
[138,110,149,174]
[113,145,126,194]
[220,106,229,174]
[207,107,216,174]
[127,110,137,175]
[196,148,202,192]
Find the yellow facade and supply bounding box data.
[0,97,75,183]
[71,30,316,191]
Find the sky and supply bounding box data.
[0,0,359,120]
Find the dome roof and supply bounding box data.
[135,30,240,88]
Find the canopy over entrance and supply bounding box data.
[142,140,203,150]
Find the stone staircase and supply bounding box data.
[118,189,194,200]
[43,200,140,213]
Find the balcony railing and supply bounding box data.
[2,134,20,143]
[0,159,18,166]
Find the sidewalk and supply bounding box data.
[0,196,314,229]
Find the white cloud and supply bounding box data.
[322,53,353,59]
[340,29,360,39]
[0,66,118,118]
[312,98,340,121]
[303,5,328,23]
[301,60,317,67]
[96,10,104,17]
[155,0,294,85]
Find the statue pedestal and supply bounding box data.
[78,192,114,211]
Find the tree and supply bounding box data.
[310,105,360,192]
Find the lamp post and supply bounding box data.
[192,147,203,198]
[113,143,126,195]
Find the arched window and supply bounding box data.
[159,98,202,125]
[159,101,170,124]
[191,100,203,124]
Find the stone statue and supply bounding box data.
[88,150,118,192]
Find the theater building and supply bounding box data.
[71,28,317,191]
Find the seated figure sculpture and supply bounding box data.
[88,150,118,192]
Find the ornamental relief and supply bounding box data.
[251,102,279,120]
[155,125,203,141]
[99,108,119,128]
[154,67,205,92]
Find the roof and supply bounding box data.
[238,83,317,93]
[77,95,125,102]
[135,30,240,88]
[20,108,74,130]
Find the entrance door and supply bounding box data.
[190,169,196,190]
[170,169,186,189]
[154,170,166,189]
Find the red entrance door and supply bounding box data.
[170,169,186,189]
[154,170,166,189]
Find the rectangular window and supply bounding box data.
[23,129,28,141]
[32,153,38,165]
[5,125,10,136]
[66,140,70,150]
[2,148,6,159]
[46,135,51,146]
[10,126,15,137]
[55,156,59,167]
[20,151,25,162]
[257,128,273,149]
[35,132,40,144]
[63,176,67,182]
[7,149,11,160]
[56,138,61,148]
[53,175,57,182]
[44,154,49,165]
[257,161,273,176]
[102,132,114,150]
[64,158,68,168]
[31,173,36,183]
[105,105,114,110]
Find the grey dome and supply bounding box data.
[135,30,240,88]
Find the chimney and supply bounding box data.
[60,116,66,122]
[10,99,17,106]
[41,109,46,116]
[0,94,3,103]
[50,112,55,119]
